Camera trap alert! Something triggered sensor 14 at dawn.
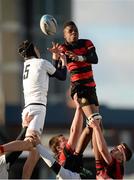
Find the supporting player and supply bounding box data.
[36,137,92,179]
[34,93,93,179]
[88,119,132,179]
[0,113,32,178]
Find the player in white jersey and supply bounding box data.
[0,40,67,178]
[21,40,67,137]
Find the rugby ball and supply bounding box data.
[40,14,57,36]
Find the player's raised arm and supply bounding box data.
[67,93,83,151]
[48,43,67,81]
[88,119,112,164]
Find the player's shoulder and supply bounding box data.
[24,58,41,64]
[40,58,55,70]
[39,58,51,64]
[78,39,93,43]
[79,38,91,41]
[78,39,94,47]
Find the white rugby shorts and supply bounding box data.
[22,104,46,136]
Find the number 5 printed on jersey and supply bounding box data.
[23,64,30,79]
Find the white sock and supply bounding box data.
[37,144,55,167]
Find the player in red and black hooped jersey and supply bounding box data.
[61,39,97,91]
[48,22,102,171]
[48,21,101,128]
[60,21,98,101]
[96,158,124,179]
[88,119,133,180]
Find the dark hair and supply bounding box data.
[18,40,38,58]
[122,143,133,161]
[63,21,77,29]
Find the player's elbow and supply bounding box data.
[59,75,66,81]
[91,55,98,64]
[93,58,98,64]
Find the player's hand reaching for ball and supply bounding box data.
[48,42,62,60]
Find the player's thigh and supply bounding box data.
[78,87,99,117]
[79,88,99,106]
[22,105,46,136]
[82,104,99,116]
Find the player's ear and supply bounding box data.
[56,144,63,153]
[63,29,66,39]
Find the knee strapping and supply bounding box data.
[88,113,102,121]
[86,113,102,127]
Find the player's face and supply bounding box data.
[111,144,126,162]
[57,136,68,152]
[64,25,79,44]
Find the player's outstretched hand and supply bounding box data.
[65,51,78,61]
[47,42,62,60]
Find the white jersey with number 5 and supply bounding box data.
[23,58,56,106]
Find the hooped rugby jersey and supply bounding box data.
[58,143,93,179]
[96,157,124,179]
[58,143,74,165]
[60,39,97,87]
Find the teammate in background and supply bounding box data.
[36,135,93,179]
[0,40,67,179]
[48,21,102,138]
[49,93,83,165]
[88,119,132,179]
[0,113,32,179]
